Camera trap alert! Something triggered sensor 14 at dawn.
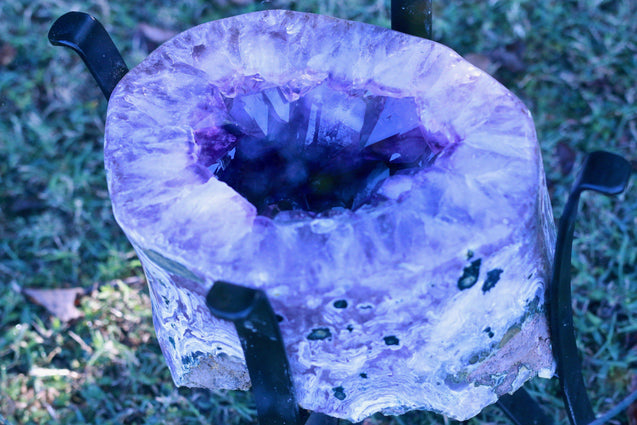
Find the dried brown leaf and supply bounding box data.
[134,24,178,53]
[556,142,576,176]
[464,53,500,75]
[629,375,637,425]
[629,401,637,425]
[491,41,526,73]
[137,24,177,45]
[23,287,84,322]
[0,42,17,66]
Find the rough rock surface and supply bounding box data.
[104,10,556,421]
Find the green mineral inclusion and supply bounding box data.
[332,386,346,400]
[307,327,332,340]
[457,258,482,290]
[333,299,348,309]
[482,268,503,293]
[384,335,400,346]
[457,257,504,293]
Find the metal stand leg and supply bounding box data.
[496,389,553,425]
[207,281,340,425]
[498,152,631,425]
[391,0,433,39]
[549,151,631,425]
[207,281,303,425]
[48,12,128,100]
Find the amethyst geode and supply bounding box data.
[104,10,556,421]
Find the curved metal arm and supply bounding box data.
[496,389,554,425]
[207,281,302,425]
[48,11,128,100]
[391,0,432,39]
[550,151,631,425]
[207,282,339,425]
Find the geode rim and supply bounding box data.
[104,10,556,422]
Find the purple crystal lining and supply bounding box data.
[192,82,451,216]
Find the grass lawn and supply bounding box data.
[1,0,636,424]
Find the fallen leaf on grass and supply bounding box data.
[0,41,17,66]
[133,24,178,53]
[491,41,526,73]
[465,53,500,75]
[22,287,85,322]
[628,375,637,425]
[137,23,177,44]
[556,141,576,176]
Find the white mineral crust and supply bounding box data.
[104,10,556,421]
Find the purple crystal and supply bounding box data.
[104,10,556,422]
[195,83,442,215]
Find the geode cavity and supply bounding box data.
[104,10,556,422]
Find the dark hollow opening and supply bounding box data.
[195,83,448,217]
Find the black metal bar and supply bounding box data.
[550,151,631,425]
[305,412,339,425]
[391,0,432,39]
[551,189,595,425]
[496,388,554,425]
[206,281,302,425]
[48,11,128,100]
